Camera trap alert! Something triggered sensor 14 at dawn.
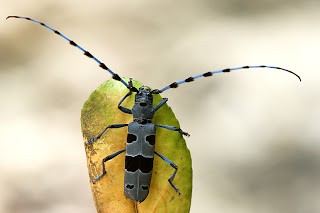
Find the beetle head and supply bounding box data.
[135,86,153,105]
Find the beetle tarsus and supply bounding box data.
[86,137,98,145]
[181,131,190,137]
[92,172,106,183]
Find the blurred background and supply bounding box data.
[1,0,319,212]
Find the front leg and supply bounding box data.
[118,91,132,114]
[86,124,128,145]
[156,124,190,137]
[154,98,168,111]
[118,78,138,114]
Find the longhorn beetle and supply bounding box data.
[7,16,301,203]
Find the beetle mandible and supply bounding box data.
[7,16,301,203]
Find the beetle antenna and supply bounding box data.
[6,15,130,89]
[152,65,301,94]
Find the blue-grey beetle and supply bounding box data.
[86,82,189,202]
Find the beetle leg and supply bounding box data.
[86,124,128,145]
[155,151,181,195]
[154,98,168,111]
[118,91,133,114]
[92,149,126,183]
[155,124,190,137]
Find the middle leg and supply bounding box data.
[156,124,190,137]
[86,124,128,145]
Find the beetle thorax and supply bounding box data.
[132,86,155,123]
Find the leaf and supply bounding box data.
[81,78,192,213]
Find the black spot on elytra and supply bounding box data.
[146,135,155,145]
[127,134,137,143]
[141,186,149,190]
[125,155,154,173]
[126,184,134,189]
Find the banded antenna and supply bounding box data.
[152,65,301,94]
[6,16,137,91]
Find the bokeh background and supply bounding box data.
[1,1,319,212]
